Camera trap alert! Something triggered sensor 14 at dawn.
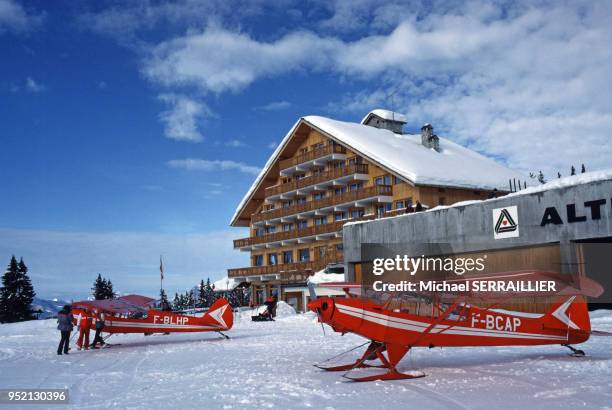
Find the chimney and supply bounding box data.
[421,123,440,152]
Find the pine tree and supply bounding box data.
[571,165,576,175]
[0,256,36,323]
[581,163,586,173]
[537,171,546,184]
[197,280,206,308]
[92,274,115,300]
[160,289,168,305]
[104,279,116,299]
[92,274,106,300]
[185,291,195,309]
[172,292,180,310]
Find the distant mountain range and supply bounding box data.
[31,297,71,319]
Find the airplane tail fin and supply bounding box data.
[544,295,591,336]
[203,298,234,330]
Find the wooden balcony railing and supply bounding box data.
[234,220,346,248]
[252,184,392,223]
[228,251,343,278]
[265,164,369,197]
[278,144,346,171]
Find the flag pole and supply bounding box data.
[160,255,164,294]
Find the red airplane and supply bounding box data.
[71,295,233,340]
[307,271,606,382]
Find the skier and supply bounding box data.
[91,310,106,349]
[76,310,93,350]
[56,305,74,355]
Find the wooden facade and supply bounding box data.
[229,120,503,308]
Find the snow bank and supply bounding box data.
[275,301,296,318]
[1,312,611,408]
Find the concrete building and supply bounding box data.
[343,171,612,310]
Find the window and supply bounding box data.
[395,200,405,209]
[256,228,265,237]
[376,203,392,216]
[349,182,362,191]
[265,226,276,234]
[299,248,310,262]
[334,186,347,196]
[254,255,263,266]
[297,197,307,204]
[350,209,365,219]
[312,168,322,176]
[393,176,402,185]
[376,175,391,185]
[268,253,277,266]
[297,220,308,229]
[336,244,344,252]
[334,212,347,221]
[315,216,327,225]
[318,247,326,260]
[283,223,293,232]
[295,173,306,181]
[406,197,413,207]
[313,192,325,201]
[313,142,325,150]
[283,251,293,264]
[348,156,363,166]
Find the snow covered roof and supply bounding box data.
[361,109,407,124]
[230,115,529,226]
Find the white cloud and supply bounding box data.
[99,0,612,176]
[0,228,248,299]
[255,100,291,111]
[25,76,45,93]
[225,139,247,147]
[158,94,210,142]
[266,142,277,149]
[0,0,43,33]
[167,158,260,175]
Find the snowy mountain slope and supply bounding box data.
[31,297,71,319]
[0,310,611,409]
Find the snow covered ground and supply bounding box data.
[1,309,611,409]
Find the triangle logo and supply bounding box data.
[492,206,520,239]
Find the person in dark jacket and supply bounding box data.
[91,310,106,349]
[415,201,423,212]
[56,305,74,355]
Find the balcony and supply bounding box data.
[279,144,346,174]
[228,251,343,280]
[252,184,392,224]
[234,220,346,249]
[265,164,369,199]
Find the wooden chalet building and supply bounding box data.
[229,109,527,312]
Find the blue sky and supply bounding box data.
[1,0,611,299]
